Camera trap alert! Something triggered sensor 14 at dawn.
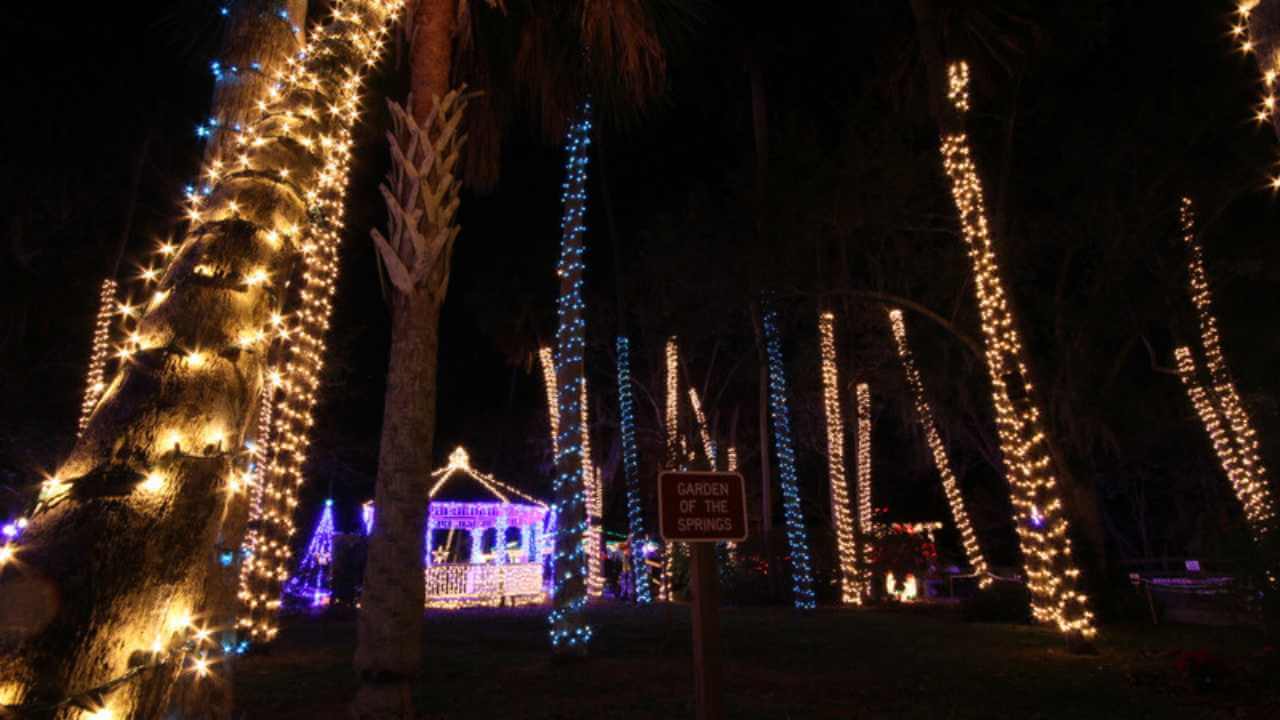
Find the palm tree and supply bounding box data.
[353,0,688,710]
[0,2,421,718]
[910,0,1096,647]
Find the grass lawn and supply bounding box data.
[234,603,1279,719]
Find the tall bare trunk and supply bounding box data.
[354,0,461,715]
[0,3,428,718]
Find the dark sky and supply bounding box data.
[3,1,1279,566]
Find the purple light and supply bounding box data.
[361,500,374,536]
[284,499,335,607]
[1,524,16,539]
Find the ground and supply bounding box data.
[234,603,1279,719]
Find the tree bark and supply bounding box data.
[0,1,381,717]
[354,0,459,715]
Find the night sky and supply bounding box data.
[3,1,1279,578]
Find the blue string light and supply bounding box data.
[616,335,652,604]
[762,303,817,609]
[547,101,595,651]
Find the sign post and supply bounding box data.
[658,470,748,720]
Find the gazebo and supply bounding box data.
[420,447,553,608]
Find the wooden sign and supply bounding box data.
[657,471,748,542]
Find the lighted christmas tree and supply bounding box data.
[283,499,336,608]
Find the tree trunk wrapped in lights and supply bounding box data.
[761,303,817,609]
[1176,198,1275,534]
[1174,348,1273,533]
[0,1,409,716]
[910,2,1096,639]
[580,379,605,598]
[239,0,406,645]
[548,102,594,654]
[817,312,861,604]
[77,278,119,437]
[354,48,470,712]
[887,309,991,585]
[615,336,652,604]
[854,382,874,598]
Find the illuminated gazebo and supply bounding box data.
[396,447,553,608]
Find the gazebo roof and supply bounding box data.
[428,447,547,508]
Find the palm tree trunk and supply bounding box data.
[548,102,594,655]
[0,2,423,717]
[910,0,1097,646]
[354,0,461,714]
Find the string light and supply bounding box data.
[659,336,682,602]
[817,312,861,604]
[1174,347,1273,534]
[231,0,405,643]
[282,499,335,608]
[77,278,117,436]
[761,303,817,609]
[1179,198,1274,534]
[580,379,605,598]
[1231,2,1280,184]
[854,383,874,597]
[616,336,652,604]
[665,337,680,467]
[0,5,326,713]
[547,102,593,652]
[539,347,561,454]
[937,60,1095,640]
[888,309,991,585]
[687,385,717,468]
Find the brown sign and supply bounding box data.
[658,471,748,542]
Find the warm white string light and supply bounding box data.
[580,379,604,598]
[937,60,1095,640]
[888,309,991,585]
[687,385,717,468]
[854,383,874,597]
[77,278,118,436]
[665,336,680,467]
[539,347,561,455]
[235,0,405,643]
[1179,198,1274,533]
[1174,347,1272,533]
[659,336,681,602]
[818,312,861,604]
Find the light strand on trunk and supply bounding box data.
[580,378,605,598]
[1179,198,1274,532]
[658,336,681,602]
[665,336,680,467]
[937,60,1095,640]
[818,312,861,604]
[687,385,717,468]
[77,278,118,437]
[854,382,874,597]
[540,347,561,454]
[1174,347,1272,533]
[228,0,405,643]
[887,309,991,585]
[761,303,816,609]
[615,335,652,603]
[548,102,593,652]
